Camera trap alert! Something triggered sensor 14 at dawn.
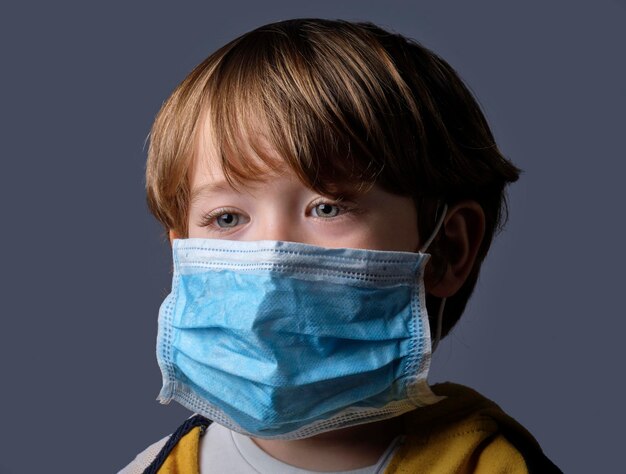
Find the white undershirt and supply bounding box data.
[200,423,403,474]
[119,422,403,474]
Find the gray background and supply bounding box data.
[1,1,624,472]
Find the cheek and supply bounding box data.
[187,225,203,239]
[375,227,419,252]
[186,213,203,238]
[365,208,419,252]
[351,192,420,252]
[343,221,419,252]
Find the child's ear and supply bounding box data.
[426,201,485,298]
[168,230,181,246]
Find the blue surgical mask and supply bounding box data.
[156,237,444,439]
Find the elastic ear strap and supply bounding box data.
[432,297,446,352]
[420,202,448,352]
[419,203,448,253]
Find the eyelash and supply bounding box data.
[199,207,242,232]
[308,198,355,219]
[198,199,360,231]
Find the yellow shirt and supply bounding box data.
[135,383,560,474]
[385,383,560,473]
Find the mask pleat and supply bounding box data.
[156,239,437,439]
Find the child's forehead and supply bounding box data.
[190,149,363,199]
[190,145,287,193]
[193,114,287,183]
[191,127,368,200]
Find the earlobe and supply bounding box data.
[427,201,485,298]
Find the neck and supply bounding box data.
[251,416,404,471]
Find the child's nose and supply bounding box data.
[252,215,304,244]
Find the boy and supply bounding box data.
[122,18,560,473]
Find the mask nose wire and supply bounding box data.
[418,202,448,352]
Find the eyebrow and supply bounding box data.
[190,181,235,203]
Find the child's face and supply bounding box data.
[186,133,420,253]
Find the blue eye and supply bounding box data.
[216,213,239,228]
[200,208,249,232]
[312,203,340,218]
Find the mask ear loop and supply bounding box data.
[419,203,448,352]
[418,203,447,254]
[432,297,446,352]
